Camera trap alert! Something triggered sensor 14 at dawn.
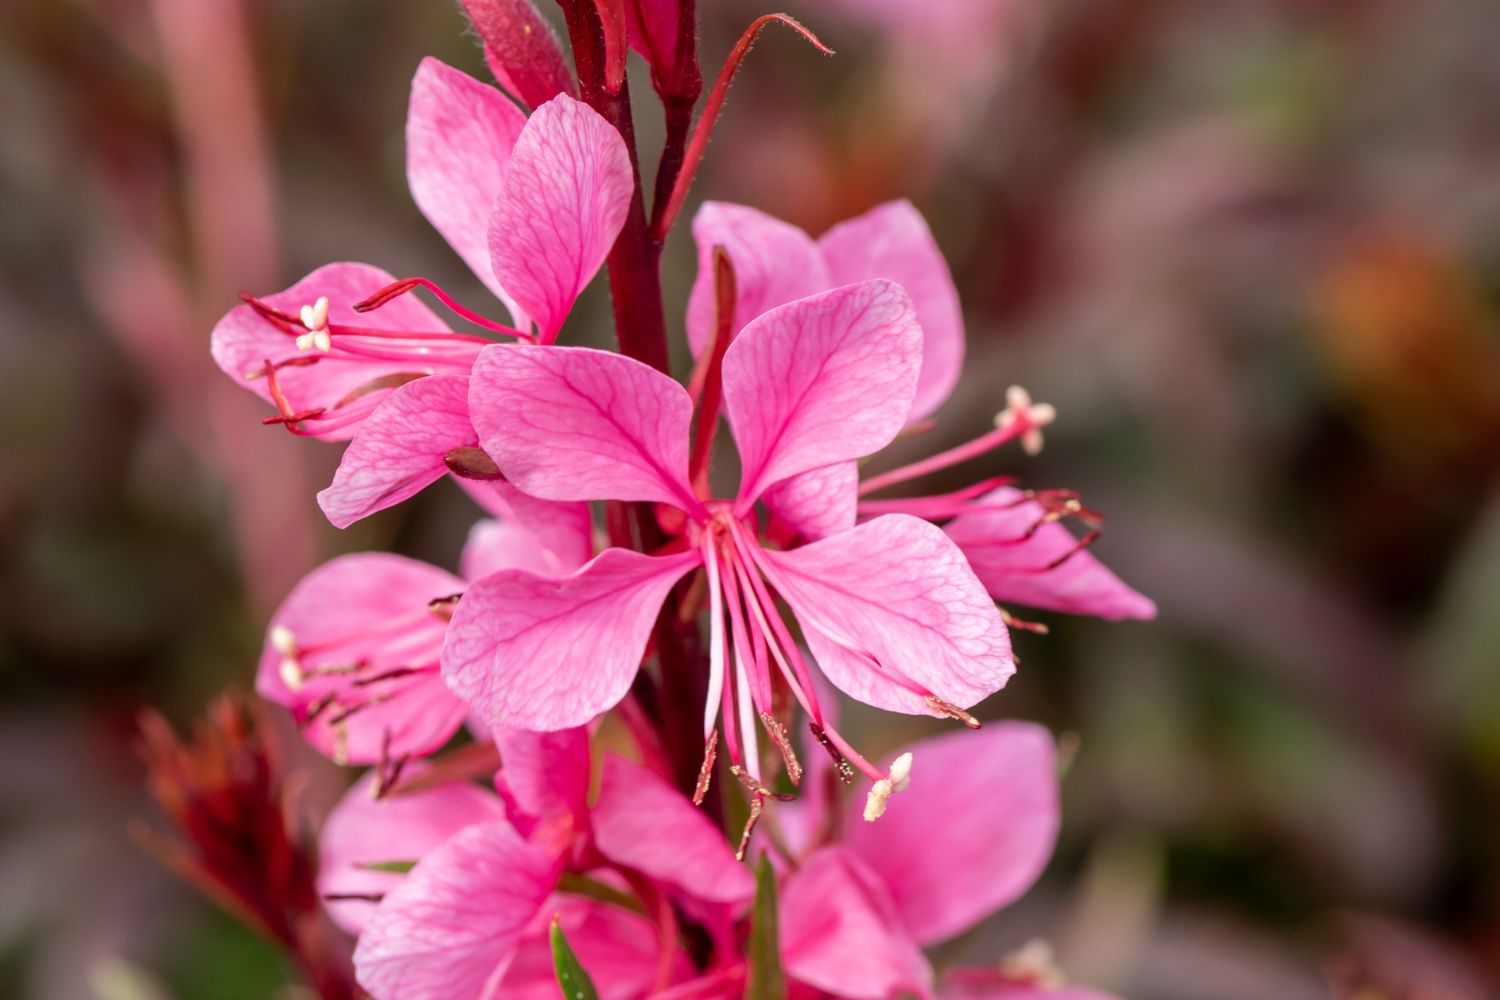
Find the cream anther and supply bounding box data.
[270,625,303,689]
[997,385,1056,456]
[864,753,915,821]
[296,296,332,352]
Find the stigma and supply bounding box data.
[862,751,914,822]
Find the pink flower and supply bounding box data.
[445,279,1015,814]
[319,729,750,999]
[211,58,632,526]
[258,483,589,766]
[774,723,1112,1000]
[684,200,1155,623]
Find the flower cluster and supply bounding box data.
[193,1,1153,997]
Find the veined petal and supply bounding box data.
[469,344,700,511]
[318,374,475,529]
[819,200,965,423]
[944,486,1156,621]
[211,262,448,440]
[592,755,754,905]
[763,461,858,540]
[684,201,829,356]
[353,820,560,1000]
[762,515,1013,715]
[724,280,923,507]
[407,58,530,326]
[488,94,632,340]
[493,727,592,838]
[459,479,594,575]
[442,548,700,730]
[780,847,932,999]
[257,554,466,764]
[846,724,1059,945]
[318,770,506,935]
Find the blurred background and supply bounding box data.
[2,0,1499,997]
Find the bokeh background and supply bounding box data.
[3,0,1499,997]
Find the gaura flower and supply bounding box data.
[444,279,1015,816]
[319,729,750,999]
[771,723,1111,1000]
[684,200,1155,623]
[258,483,590,767]
[211,57,632,527]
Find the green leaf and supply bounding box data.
[550,918,600,1000]
[745,854,785,1000]
[353,858,417,874]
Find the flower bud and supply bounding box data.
[459,0,576,108]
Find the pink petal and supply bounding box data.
[459,479,594,574]
[256,553,467,764]
[944,486,1156,621]
[318,771,506,935]
[318,374,475,529]
[684,201,829,356]
[819,200,965,422]
[211,262,449,440]
[845,723,1060,945]
[488,94,632,340]
[495,897,687,998]
[494,726,592,840]
[443,548,700,729]
[724,280,923,506]
[763,461,858,540]
[592,754,754,905]
[407,58,530,325]
[468,344,700,511]
[780,847,932,999]
[457,0,575,109]
[761,515,1013,715]
[353,820,560,1000]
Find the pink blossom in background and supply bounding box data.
[258,485,589,766]
[210,58,631,527]
[445,279,1015,817]
[684,200,1155,624]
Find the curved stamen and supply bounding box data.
[354,276,532,340]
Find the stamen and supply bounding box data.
[702,537,730,740]
[759,712,802,786]
[443,446,505,481]
[735,793,764,862]
[925,695,982,729]
[270,626,303,689]
[729,764,792,801]
[353,276,532,340]
[862,752,914,822]
[427,594,462,621]
[693,730,718,806]
[810,723,855,785]
[1000,608,1050,635]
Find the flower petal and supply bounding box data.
[944,486,1157,621]
[257,553,466,764]
[684,201,829,356]
[211,262,449,440]
[780,847,932,999]
[493,726,592,840]
[443,548,700,730]
[846,723,1059,945]
[592,754,754,905]
[761,515,1013,715]
[724,280,923,506]
[819,200,965,423]
[318,770,506,935]
[488,94,632,340]
[407,58,530,325]
[763,461,858,540]
[495,897,688,998]
[459,480,594,575]
[353,820,560,1000]
[469,344,699,511]
[318,374,475,529]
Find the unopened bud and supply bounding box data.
[458,0,575,108]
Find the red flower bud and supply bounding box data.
[459,0,577,108]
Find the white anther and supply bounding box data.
[269,625,298,656]
[888,752,913,792]
[997,385,1056,456]
[864,778,894,821]
[279,656,305,690]
[1000,939,1065,988]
